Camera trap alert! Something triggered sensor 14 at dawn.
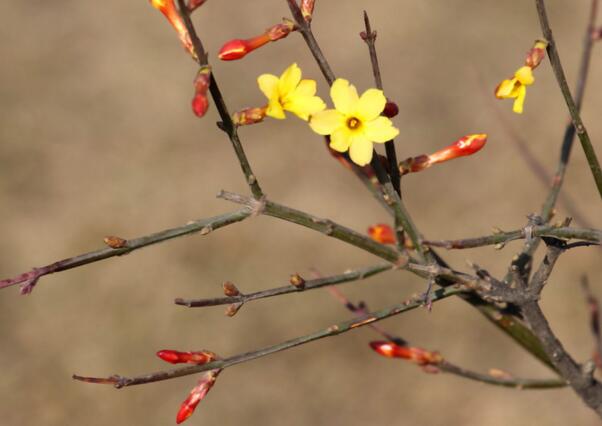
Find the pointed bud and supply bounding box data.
[382,101,399,118]
[218,20,295,61]
[149,0,196,58]
[367,224,396,245]
[191,66,211,117]
[103,236,127,249]
[289,273,306,289]
[232,106,267,126]
[176,369,221,424]
[225,302,243,317]
[524,39,547,69]
[187,0,207,12]
[301,0,315,22]
[369,341,443,365]
[157,349,218,365]
[222,281,240,297]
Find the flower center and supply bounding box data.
[346,117,361,130]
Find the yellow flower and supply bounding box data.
[257,63,325,120]
[495,66,535,114]
[309,79,399,166]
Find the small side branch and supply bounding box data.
[0,209,252,294]
[73,286,465,388]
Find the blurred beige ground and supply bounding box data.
[1,0,601,425]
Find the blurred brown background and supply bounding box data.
[1,0,601,425]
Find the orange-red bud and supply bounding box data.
[187,0,207,12]
[222,281,240,297]
[191,66,211,117]
[524,40,548,69]
[176,369,221,424]
[289,273,306,288]
[218,20,295,61]
[149,0,196,58]
[103,236,127,249]
[192,95,209,117]
[370,341,443,365]
[367,224,396,245]
[399,134,487,175]
[301,0,315,22]
[232,106,267,126]
[156,349,217,365]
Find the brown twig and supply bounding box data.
[72,286,465,388]
[581,276,602,368]
[0,209,251,294]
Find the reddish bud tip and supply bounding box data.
[301,0,315,22]
[192,94,209,117]
[103,236,127,249]
[157,350,217,365]
[232,106,267,126]
[175,370,221,423]
[524,40,548,69]
[382,101,399,118]
[187,0,207,12]
[367,224,396,245]
[370,341,442,365]
[218,39,249,60]
[428,133,487,164]
[223,281,240,297]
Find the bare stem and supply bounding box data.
[0,209,251,294]
[175,263,393,308]
[535,0,602,198]
[423,225,601,250]
[73,286,465,388]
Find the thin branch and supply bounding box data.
[362,11,401,196]
[176,0,264,199]
[175,263,393,308]
[423,225,601,250]
[535,0,602,198]
[72,286,465,388]
[0,209,251,294]
[581,276,602,367]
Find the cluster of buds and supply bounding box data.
[370,341,443,367]
[398,134,487,175]
[219,19,296,61]
[149,0,196,59]
[232,106,267,126]
[156,349,221,423]
[192,66,211,117]
[495,39,548,114]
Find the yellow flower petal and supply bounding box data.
[293,79,317,97]
[257,74,279,100]
[512,85,527,114]
[495,78,518,99]
[286,96,326,120]
[348,135,373,166]
[266,100,286,119]
[309,110,345,135]
[355,88,386,121]
[363,117,400,143]
[331,78,359,115]
[329,128,352,152]
[278,63,302,96]
[515,66,534,86]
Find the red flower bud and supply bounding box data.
[176,369,221,424]
[382,101,399,118]
[156,349,217,365]
[370,341,442,365]
[218,20,295,61]
[524,40,547,69]
[301,0,315,22]
[192,94,209,117]
[191,66,211,117]
[187,0,207,12]
[367,224,396,245]
[149,0,196,58]
[232,106,267,126]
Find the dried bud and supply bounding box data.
[382,101,399,118]
[232,106,267,126]
[225,302,243,317]
[149,0,196,58]
[222,281,240,297]
[369,341,443,366]
[103,236,127,249]
[367,224,396,245]
[524,39,548,69]
[187,0,207,12]
[301,0,315,22]
[157,349,218,365]
[176,369,221,424]
[218,19,295,61]
[289,273,306,288]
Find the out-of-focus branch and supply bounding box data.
[423,225,601,250]
[176,0,264,198]
[581,276,602,368]
[0,209,252,294]
[174,263,393,308]
[535,0,602,198]
[72,286,465,388]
